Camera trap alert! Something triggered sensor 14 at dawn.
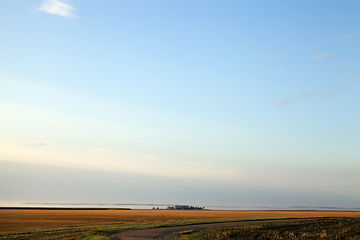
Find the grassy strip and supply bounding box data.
[0,217,309,240]
[181,217,360,240]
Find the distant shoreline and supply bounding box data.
[1,207,360,212]
[1,203,360,211]
[0,207,131,210]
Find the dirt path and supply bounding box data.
[104,218,310,240]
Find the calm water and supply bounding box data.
[2,202,359,211]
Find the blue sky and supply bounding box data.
[1,0,360,208]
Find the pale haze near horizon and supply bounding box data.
[1,0,359,208]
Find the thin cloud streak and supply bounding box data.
[313,54,330,60]
[274,87,346,108]
[1,140,239,182]
[38,0,75,18]
[348,76,360,82]
[324,91,338,99]
[272,99,294,109]
[339,34,360,40]
[301,90,321,98]
[331,63,352,68]
[23,142,47,147]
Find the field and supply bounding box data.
[181,218,360,239]
[1,209,360,239]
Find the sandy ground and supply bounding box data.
[1,209,360,233]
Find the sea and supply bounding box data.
[1,202,359,211]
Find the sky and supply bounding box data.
[1,0,360,208]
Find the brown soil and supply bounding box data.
[1,209,360,233]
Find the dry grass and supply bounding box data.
[181,218,360,240]
[1,209,360,234]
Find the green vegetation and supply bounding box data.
[0,217,281,239]
[79,234,112,240]
[3,217,360,239]
[181,218,360,240]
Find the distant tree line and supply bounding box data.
[166,205,205,210]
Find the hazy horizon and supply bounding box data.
[1,1,360,208]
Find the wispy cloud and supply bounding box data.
[348,76,360,82]
[331,63,351,68]
[302,89,344,99]
[324,91,338,99]
[313,54,330,60]
[301,90,321,98]
[2,140,238,181]
[272,99,294,109]
[38,0,75,18]
[24,142,47,147]
[89,148,117,154]
[341,68,353,72]
[273,87,347,108]
[339,34,360,40]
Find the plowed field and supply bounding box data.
[1,209,360,233]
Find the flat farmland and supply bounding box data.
[1,209,360,234]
